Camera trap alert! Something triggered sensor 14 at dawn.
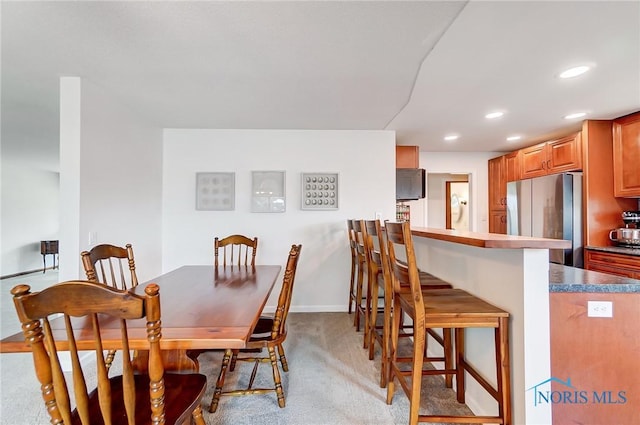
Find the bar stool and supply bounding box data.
[384,221,512,425]
[349,219,369,336]
[347,219,358,316]
[362,219,454,388]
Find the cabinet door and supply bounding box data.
[520,143,547,179]
[396,146,419,168]
[613,113,640,197]
[488,156,506,211]
[504,150,520,182]
[489,210,507,234]
[548,133,582,173]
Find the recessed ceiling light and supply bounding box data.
[485,111,504,119]
[506,135,521,142]
[444,134,459,141]
[564,112,587,120]
[559,65,591,79]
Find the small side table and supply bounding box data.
[40,240,59,273]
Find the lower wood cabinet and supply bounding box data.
[489,210,507,234]
[584,249,640,279]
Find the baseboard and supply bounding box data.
[1,267,56,280]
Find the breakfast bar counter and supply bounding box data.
[408,227,570,425]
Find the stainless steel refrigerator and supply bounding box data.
[506,172,583,267]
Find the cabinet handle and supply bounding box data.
[541,161,545,169]
[547,160,551,169]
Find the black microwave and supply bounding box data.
[396,168,426,201]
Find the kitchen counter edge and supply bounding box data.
[410,227,571,249]
[549,264,640,293]
[584,245,640,257]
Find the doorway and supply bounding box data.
[446,181,470,230]
[425,173,470,229]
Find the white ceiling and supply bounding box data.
[2,1,639,171]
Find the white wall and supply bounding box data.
[0,164,59,275]
[59,77,163,282]
[162,129,396,311]
[417,151,504,232]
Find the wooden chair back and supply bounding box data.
[270,244,302,338]
[351,220,367,263]
[347,219,358,257]
[81,243,138,290]
[346,219,358,315]
[10,281,166,424]
[214,234,258,267]
[384,221,425,319]
[363,219,385,281]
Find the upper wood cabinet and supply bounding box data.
[520,133,582,179]
[396,146,419,168]
[504,150,520,182]
[613,112,640,197]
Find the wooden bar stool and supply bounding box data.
[351,219,369,335]
[347,219,359,315]
[385,221,512,425]
[362,219,453,388]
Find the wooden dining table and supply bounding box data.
[0,265,282,372]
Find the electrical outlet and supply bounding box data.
[375,212,382,220]
[88,232,97,246]
[587,301,613,318]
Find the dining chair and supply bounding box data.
[214,234,258,267]
[209,244,302,413]
[187,233,260,363]
[384,221,512,425]
[81,243,139,370]
[10,280,207,425]
[81,243,139,290]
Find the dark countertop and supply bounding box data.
[585,245,640,257]
[549,264,640,293]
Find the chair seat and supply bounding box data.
[398,288,509,327]
[252,315,275,335]
[71,373,207,425]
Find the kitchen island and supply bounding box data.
[549,264,640,425]
[408,227,570,425]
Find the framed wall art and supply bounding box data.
[195,172,235,211]
[301,172,339,210]
[251,170,286,213]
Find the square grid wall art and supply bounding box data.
[301,173,339,210]
[251,170,286,213]
[195,172,235,211]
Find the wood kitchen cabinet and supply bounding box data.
[504,150,520,182]
[520,133,582,179]
[613,111,640,197]
[488,155,507,233]
[584,249,640,279]
[395,145,419,168]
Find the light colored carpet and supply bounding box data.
[1,272,473,424]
